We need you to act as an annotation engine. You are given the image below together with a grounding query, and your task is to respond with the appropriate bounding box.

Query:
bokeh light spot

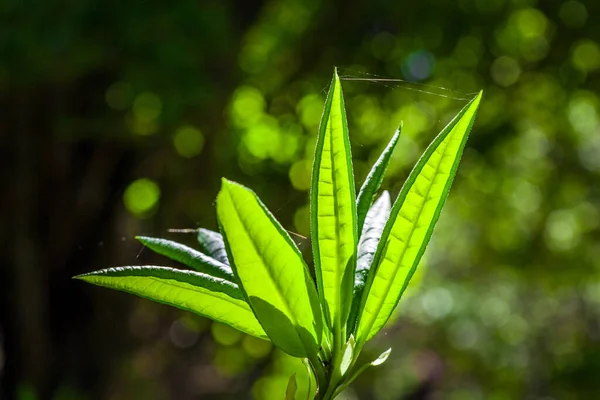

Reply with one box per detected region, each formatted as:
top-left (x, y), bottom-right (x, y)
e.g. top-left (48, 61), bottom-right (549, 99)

top-left (211, 322), bottom-right (243, 346)
top-left (133, 92), bottom-right (162, 123)
top-left (448, 319), bottom-right (480, 350)
top-left (123, 178), bottom-right (161, 217)
top-left (242, 335), bottom-right (272, 359)
top-left (173, 125), bottom-right (205, 158)
top-left (231, 86), bottom-right (265, 128)
top-left (402, 50), bottom-right (435, 81)
top-left (289, 160), bottom-right (312, 191)
top-left (243, 115), bottom-right (280, 160)
top-left (214, 346), bottom-right (248, 376)
top-left (479, 297), bottom-right (510, 328)
top-left (297, 94), bottom-right (324, 129)
top-left (559, 1), bottom-right (588, 28)
top-left (568, 96), bottom-right (598, 136)
top-left (514, 8), bottom-right (547, 39)
top-left (421, 287), bottom-right (454, 319)
top-left (105, 81), bottom-right (133, 110)
top-left (169, 318), bottom-right (199, 349)
top-left (490, 56), bottom-right (521, 87)
top-left (499, 315), bottom-right (528, 345)
top-left (572, 40), bottom-right (600, 72)
top-left (545, 209), bottom-right (581, 252)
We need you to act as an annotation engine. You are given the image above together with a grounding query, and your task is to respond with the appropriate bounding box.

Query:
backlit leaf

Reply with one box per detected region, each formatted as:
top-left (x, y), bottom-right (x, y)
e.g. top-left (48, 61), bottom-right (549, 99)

top-left (75, 266), bottom-right (267, 339)
top-left (310, 69), bottom-right (358, 332)
top-left (217, 179), bottom-right (322, 358)
top-left (355, 92), bottom-right (482, 345)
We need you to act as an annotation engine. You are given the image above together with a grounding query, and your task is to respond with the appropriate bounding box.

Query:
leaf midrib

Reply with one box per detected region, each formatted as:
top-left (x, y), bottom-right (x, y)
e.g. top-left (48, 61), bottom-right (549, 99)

top-left (328, 113), bottom-right (344, 328)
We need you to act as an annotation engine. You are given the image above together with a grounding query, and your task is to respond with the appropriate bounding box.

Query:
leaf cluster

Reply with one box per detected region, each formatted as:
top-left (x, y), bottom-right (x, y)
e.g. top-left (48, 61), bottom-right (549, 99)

top-left (75, 70), bottom-right (481, 399)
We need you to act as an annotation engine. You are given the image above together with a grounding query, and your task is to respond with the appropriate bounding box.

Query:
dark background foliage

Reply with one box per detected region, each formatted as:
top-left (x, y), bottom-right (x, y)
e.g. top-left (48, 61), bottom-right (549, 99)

top-left (2, 0), bottom-right (600, 398)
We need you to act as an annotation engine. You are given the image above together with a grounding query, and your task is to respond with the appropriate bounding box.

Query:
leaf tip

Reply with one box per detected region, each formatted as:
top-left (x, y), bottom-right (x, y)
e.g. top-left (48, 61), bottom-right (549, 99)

top-left (372, 348), bottom-right (392, 366)
top-left (72, 272), bottom-right (93, 282)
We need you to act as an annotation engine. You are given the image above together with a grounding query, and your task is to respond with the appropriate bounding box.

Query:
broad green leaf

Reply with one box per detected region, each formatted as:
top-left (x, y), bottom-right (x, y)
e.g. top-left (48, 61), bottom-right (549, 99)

top-left (355, 125), bottom-right (401, 233)
top-left (347, 191), bottom-right (391, 334)
top-left (310, 69), bottom-right (358, 331)
top-left (137, 236), bottom-right (234, 281)
top-left (74, 266), bottom-right (267, 339)
top-left (196, 228), bottom-right (230, 265)
top-left (217, 179), bottom-right (322, 358)
top-left (285, 373), bottom-right (297, 400)
top-left (355, 92), bottom-right (482, 345)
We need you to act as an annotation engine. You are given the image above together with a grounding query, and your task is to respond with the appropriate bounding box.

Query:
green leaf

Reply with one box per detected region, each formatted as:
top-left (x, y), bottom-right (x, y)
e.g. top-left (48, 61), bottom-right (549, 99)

top-left (285, 373), bottom-right (297, 400)
top-left (137, 236), bottom-right (234, 281)
top-left (355, 125), bottom-right (401, 233)
top-left (196, 228), bottom-right (230, 265)
top-left (355, 92), bottom-right (482, 345)
top-left (347, 191), bottom-right (391, 334)
top-left (74, 266), bottom-right (267, 339)
top-left (216, 179), bottom-right (322, 358)
top-left (310, 68), bottom-right (358, 332)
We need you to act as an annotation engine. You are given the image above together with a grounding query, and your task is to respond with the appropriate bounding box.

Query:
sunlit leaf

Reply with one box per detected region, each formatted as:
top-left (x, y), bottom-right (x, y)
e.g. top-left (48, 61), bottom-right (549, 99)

top-left (355, 92), bottom-right (483, 345)
top-left (356, 125), bottom-right (401, 233)
top-left (137, 236), bottom-right (234, 281)
top-left (74, 266), bottom-right (267, 339)
top-left (196, 228), bottom-right (230, 265)
top-left (310, 69), bottom-right (358, 332)
top-left (217, 179), bottom-right (322, 358)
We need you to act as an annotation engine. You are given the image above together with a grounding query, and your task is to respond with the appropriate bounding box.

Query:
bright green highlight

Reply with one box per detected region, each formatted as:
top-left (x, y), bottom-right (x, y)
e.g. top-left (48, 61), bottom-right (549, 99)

top-left (75, 266), bottom-right (267, 339)
top-left (355, 92), bottom-right (482, 346)
top-left (311, 69), bottom-right (358, 334)
top-left (217, 179), bottom-right (322, 359)
top-left (123, 178), bottom-right (161, 217)
top-left (173, 125), bottom-right (205, 158)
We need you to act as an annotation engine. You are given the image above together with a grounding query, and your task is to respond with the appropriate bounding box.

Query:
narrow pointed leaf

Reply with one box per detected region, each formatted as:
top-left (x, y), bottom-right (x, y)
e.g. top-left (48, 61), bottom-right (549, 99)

top-left (310, 69), bottom-right (358, 331)
top-left (356, 92), bottom-right (482, 345)
top-left (285, 373), bottom-right (297, 400)
top-left (74, 266), bottom-right (267, 339)
top-left (137, 236), bottom-right (234, 281)
top-left (356, 125), bottom-right (401, 233)
top-left (217, 179), bottom-right (322, 358)
top-left (196, 228), bottom-right (230, 265)
top-left (347, 191), bottom-right (391, 333)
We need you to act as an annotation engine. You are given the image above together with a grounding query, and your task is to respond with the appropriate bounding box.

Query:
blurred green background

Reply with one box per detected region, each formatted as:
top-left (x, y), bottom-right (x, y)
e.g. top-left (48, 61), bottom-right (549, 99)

top-left (2, 0), bottom-right (600, 398)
